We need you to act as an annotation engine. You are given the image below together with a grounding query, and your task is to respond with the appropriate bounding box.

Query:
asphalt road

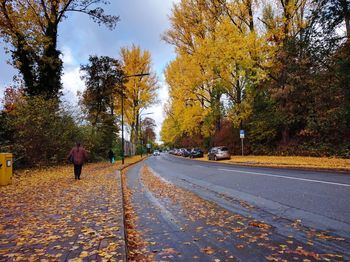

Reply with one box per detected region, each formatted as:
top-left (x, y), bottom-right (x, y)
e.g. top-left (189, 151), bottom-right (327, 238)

top-left (146, 154), bottom-right (350, 239)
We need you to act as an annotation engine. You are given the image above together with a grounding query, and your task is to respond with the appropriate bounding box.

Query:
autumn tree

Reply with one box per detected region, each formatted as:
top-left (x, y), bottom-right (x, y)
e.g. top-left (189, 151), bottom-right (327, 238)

top-left (141, 117), bottom-right (156, 144)
top-left (162, 0), bottom-right (349, 156)
top-left (247, 0), bottom-right (350, 155)
top-left (80, 55), bottom-right (124, 157)
top-left (1, 87), bottom-right (82, 166)
top-left (119, 45), bottom-right (158, 145)
top-left (162, 0), bottom-right (270, 149)
top-left (0, 0), bottom-right (119, 99)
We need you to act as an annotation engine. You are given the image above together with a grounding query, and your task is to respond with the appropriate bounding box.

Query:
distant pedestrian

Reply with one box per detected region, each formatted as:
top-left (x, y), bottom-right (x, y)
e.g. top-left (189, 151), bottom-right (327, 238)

top-left (67, 142), bottom-right (88, 180)
top-left (108, 149), bottom-right (115, 164)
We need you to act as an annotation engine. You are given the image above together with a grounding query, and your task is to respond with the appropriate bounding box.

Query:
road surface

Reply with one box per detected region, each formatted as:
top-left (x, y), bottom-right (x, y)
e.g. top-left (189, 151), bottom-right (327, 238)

top-left (126, 154), bottom-right (350, 260)
top-left (148, 154), bottom-right (350, 235)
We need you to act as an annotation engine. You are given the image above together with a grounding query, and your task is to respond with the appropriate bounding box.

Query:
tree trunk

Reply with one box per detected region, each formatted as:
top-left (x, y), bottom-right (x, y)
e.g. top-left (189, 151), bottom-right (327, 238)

top-left (281, 127), bottom-right (290, 144)
top-left (38, 21), bottom-right (62, 99)
top-left (246, 0), bottom-right (254, 32)
top-left (341, 0), bottom-right (350, 40)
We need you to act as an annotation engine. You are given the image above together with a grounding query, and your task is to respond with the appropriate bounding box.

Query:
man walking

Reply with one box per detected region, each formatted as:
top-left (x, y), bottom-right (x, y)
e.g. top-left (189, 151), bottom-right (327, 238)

top-left (68, 142), bottom-right (88, 180)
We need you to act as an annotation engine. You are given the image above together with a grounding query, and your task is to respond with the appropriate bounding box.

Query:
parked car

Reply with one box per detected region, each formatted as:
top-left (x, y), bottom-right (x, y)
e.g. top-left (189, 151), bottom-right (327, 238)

top-left (178, 148), bottom-right (190, 157)
top-left (208, 146), bottom-right (230, 160)
top-left (153, 150), bottom-right (160, 156)
top-left (189, 148), bottom-right (204, 158)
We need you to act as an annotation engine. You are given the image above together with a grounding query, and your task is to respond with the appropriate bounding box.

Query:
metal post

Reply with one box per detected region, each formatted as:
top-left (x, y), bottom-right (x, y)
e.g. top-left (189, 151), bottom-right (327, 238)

top-left (121, 92), bottom-right (125, 165)
top-left (139, 115), bottom-right (142, 158)
top-left (241, 138), bottom-right (244, 156)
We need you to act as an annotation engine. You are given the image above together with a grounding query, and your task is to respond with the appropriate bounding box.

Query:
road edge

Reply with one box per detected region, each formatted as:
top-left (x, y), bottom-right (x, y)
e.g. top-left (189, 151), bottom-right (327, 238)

top-left (117, 157), bottom-right (148, 262)
top-left (171, 154), bottom-right (350, 174)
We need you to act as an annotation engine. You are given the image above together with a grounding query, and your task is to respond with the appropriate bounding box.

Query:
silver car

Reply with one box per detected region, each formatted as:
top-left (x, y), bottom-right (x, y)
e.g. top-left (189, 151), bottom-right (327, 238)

top-left (153, 150), bottom-right (160, 156)
top-left (208, 146), bottom-right (230, 160)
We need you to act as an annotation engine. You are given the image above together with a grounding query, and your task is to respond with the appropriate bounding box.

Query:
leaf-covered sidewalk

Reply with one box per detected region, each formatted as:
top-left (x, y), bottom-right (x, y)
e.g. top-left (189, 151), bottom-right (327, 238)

top-left (0, 163), bottom-right (125, 261)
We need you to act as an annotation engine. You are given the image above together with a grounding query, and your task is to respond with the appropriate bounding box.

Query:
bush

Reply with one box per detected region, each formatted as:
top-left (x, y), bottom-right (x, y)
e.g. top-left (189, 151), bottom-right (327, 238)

top-left (3, 95), bottom-right (82, 167)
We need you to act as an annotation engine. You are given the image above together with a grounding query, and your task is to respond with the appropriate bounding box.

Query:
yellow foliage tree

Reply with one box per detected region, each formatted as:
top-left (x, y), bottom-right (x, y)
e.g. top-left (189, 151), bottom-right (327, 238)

top-left (118, 45), bottom-right (159, 144)
top-left (161, 0), bottom-right (271, 146)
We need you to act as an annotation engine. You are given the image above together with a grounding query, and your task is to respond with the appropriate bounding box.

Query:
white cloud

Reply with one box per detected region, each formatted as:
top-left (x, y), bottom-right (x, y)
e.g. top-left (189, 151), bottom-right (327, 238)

top-left (143, 78), bottom-right (169, 143)
top-left (61, 67), bottom-right (85, 105)
top-left (61, 46), bottom-right (76, 66)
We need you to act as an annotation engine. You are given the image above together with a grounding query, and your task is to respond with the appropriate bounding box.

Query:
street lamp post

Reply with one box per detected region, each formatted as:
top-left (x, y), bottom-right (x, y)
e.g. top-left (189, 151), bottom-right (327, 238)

top-left (119, 73), bottom-right (150, 165)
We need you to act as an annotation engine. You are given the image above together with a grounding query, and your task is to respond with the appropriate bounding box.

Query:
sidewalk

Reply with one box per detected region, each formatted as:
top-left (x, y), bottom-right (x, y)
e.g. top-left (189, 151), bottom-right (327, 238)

top-left (0, 163), bottom-right (126, 261)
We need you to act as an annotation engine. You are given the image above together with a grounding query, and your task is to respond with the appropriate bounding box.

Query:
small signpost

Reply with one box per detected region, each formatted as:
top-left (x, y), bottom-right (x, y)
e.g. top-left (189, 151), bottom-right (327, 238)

top-left (240, 130), bottom-right (245, 156)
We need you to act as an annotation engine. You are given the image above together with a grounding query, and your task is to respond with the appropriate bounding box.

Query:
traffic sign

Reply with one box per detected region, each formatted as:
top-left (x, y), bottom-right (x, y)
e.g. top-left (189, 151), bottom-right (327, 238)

top-left (240, 130), bottom-right (245, 139)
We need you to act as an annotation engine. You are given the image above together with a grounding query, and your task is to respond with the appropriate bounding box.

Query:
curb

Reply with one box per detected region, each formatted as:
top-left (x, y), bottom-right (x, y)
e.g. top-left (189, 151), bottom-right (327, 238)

top-left (116, 157), bottom-right (148, 262)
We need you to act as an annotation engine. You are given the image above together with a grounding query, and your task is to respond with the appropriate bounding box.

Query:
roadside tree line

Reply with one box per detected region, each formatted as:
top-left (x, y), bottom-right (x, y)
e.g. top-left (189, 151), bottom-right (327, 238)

top-left (160, 0), bottom-right (350, 157)
top-left (0, 1), bottom-right (158, 166)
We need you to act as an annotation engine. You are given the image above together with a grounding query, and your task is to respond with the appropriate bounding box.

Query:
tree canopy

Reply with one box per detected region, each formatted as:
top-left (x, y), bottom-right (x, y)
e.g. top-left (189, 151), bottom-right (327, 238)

top-left (0, 0), bottom-right (119, 99)
top-left (161, 0), bottom-right (350, 157)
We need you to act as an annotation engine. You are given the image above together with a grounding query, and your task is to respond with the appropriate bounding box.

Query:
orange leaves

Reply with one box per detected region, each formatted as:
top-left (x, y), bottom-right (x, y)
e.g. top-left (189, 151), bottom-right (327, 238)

top-left (119, 44), bottom-right (159, 142)
top-left (0, 162), bottom-right (124, 260)
top-left (248, 221), bottom-right (271, 230)
top-left (201, 246), bottom-right (215, 255)
top-left (315, 233), bottom-right (345, 241)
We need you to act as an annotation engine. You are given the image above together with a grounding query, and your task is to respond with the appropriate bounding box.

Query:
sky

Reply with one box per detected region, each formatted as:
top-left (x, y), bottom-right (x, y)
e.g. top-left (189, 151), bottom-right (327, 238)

top-left (0, 0), bottom-right (178, 142)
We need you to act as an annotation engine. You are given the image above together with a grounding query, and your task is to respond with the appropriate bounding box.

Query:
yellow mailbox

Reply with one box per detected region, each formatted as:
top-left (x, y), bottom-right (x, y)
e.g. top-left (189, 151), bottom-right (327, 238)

top-left (0, 153), bottom-right (13, 186)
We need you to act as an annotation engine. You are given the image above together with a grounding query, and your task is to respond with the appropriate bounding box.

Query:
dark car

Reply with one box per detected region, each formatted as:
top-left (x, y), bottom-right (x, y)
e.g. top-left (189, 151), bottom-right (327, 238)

top-left (179, 148), bottom-right (190, 157)
top-left (189, 148), bottom-right (204, 158)
top-left (208, 146), bottom-right (230, 161)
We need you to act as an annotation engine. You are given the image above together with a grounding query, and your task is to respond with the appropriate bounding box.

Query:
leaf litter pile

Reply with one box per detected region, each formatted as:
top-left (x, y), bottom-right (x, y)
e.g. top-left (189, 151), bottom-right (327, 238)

top-left (0, 163), bottom-right (125, 261)
top-left (131, 165), bottom-right (348, 261)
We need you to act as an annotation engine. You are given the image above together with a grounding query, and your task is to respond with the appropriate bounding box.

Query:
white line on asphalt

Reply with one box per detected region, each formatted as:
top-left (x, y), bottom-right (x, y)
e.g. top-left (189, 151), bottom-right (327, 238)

top-left (218, 168), bottom-right (350, 187)
top-left (194, 165), bottom-right (206, 168)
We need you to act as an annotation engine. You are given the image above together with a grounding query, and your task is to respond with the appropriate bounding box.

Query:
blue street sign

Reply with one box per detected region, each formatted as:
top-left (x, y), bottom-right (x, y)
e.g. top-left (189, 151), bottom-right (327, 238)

top-left (240, 130), bottom-right (245, 139)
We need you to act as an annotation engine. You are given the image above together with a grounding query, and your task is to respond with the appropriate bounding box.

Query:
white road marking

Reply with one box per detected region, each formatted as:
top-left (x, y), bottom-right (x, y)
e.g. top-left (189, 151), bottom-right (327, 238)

top-left (194, 165), bottom-right (206, 168)
top-left (218, 168), bottom-right (350, 187)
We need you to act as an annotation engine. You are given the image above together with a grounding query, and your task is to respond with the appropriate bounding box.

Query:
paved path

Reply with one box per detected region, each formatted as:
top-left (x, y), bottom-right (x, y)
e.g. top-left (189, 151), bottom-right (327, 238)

top-left (0, 163), bottom-right (125, 261)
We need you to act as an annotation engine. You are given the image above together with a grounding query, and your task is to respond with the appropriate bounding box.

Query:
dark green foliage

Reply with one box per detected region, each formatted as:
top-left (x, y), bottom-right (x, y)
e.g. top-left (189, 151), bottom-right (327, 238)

top-left (1, 94), bottom-right (82, 167)
top-left (80, 56), bottom-right (125, 160)
top-left (243, 0), bottom-right (350, 157)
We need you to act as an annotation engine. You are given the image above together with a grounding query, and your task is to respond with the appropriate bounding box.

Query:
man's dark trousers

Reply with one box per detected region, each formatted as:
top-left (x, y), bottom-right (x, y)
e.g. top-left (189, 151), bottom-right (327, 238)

top-left (74, 164), bottom-right (83, 180)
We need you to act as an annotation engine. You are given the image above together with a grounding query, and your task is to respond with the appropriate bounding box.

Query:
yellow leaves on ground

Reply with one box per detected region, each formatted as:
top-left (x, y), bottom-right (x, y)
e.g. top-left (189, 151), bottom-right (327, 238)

top-left (197, 155), bottom-right (350, 171)
top-left (0, 162), bottom-right (124, 260)
top-left (118, 155), bottom-right (146, 166)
